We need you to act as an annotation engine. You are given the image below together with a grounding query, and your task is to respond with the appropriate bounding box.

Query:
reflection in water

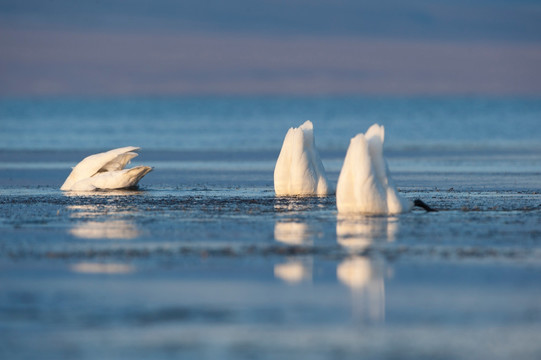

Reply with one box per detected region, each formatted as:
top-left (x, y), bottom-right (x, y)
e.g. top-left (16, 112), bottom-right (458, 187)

top-left (67, 205), bottom-right (102, 219)
top-left (337, 256), bottom-right (372, 288)
top-left (274, 261), bottom-right (312, 284)
top-left (337, 256), bottom-right (385, 324)
top-left (274, 221), bottom-right (312, 246)
top-left (336, 216), bottom-right (397, 324)
top-left (63, 190), bottom-right (144, 197)
top-left (69, 220), bottom-right (140, 239)
top-left (273, 219), bottom-right (314, 284)
top-left (336, 215), bottom-right (398, 251)
top-left (274, 198), bottom-right (315, 213)
top-left (67, 202), bottom-right (140, 240)
top-left (70, 262), bottom-right (135, 274)
top-left (67, 204), bottom-right (138, 219)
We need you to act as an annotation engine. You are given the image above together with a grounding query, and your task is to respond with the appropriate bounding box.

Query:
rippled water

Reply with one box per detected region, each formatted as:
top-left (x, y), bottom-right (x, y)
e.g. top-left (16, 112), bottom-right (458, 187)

top-left (1, 97), bottom-right (541, 359)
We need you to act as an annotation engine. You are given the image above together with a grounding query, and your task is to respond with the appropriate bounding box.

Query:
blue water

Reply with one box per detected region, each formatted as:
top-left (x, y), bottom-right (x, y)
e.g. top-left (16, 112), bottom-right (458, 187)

top-left (1, 97), bottom-right (541, 360)
top-left (1, 97), bottom-right (541, 151)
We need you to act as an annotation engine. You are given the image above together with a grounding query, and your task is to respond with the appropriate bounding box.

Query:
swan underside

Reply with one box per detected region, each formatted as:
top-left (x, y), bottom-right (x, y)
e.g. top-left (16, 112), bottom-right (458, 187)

top-left (336, 124), bottom-right (412, 215)
top-left (274, 120), bottom-right (333, 196)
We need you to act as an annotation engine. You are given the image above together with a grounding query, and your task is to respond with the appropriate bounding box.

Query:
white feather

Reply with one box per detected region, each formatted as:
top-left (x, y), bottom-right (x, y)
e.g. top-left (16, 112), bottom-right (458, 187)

top-left (336, 124), bottom-right (412, 214)
top-left (274, 120), bottom-right (332, 196)
top-left (61, 147), bottom-right (152, 191)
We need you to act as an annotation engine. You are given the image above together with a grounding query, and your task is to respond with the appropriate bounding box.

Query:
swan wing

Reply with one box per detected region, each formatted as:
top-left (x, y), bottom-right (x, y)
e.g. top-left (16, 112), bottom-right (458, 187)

top-left (61, 146), bottom-right (140, 190)
top-left (100, 152), bottom-right (139, 172)
top-left (70, 166), bottom-right (153, 191)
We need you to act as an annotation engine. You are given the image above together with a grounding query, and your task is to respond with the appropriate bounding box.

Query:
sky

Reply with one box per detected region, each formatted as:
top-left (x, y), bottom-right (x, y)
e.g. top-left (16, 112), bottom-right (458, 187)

top-left (1, 0), bottom-right (540, 96)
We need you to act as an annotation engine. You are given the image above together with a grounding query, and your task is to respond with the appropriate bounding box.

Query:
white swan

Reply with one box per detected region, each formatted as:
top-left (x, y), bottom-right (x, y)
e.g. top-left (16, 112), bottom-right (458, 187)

top-left (336, 124), bottom-right (411, 214)
top-left (274, 120), bottom-right (332, 196)
top-left (60, 147), bottom-right (152, 191)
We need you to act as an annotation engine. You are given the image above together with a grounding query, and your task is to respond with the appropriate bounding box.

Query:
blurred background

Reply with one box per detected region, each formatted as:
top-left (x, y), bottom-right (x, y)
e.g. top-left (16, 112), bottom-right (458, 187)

top-left (1, 0), bottom-right (540, 97)
top-left (1, 0), bottom-right (541, 155)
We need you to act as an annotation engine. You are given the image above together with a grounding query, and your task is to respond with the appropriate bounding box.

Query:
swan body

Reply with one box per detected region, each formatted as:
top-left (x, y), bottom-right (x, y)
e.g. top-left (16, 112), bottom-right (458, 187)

top-left (61, 147), bottom-right (152, 191)
top-left (336, 124), bottom-right (411, 214)
top-left (274, 120), bottom-right (332, 196)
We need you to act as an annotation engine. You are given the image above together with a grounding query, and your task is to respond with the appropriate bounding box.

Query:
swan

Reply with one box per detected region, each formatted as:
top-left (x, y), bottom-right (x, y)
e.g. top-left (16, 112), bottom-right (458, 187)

top-left (336, 124), bottom-right (433, 214)
top-left (60, 146), bottom-right (152, 191)
top-left (274, 120), bottom-right (332, 196)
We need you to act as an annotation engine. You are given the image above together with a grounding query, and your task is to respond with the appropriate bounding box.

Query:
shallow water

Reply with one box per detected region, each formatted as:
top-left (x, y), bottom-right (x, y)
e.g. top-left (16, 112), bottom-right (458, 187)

top-left (1, 97), bottom-right (541, 359)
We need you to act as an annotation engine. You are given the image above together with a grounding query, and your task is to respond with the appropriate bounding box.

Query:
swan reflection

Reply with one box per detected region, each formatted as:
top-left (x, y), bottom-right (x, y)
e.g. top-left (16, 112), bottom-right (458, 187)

top-left (336, 216), bottom-right (397, 324)
top-left (67, 202), bottom-right (140, 240)
top-left (71, 262), bottom-right (135, 274)
top-left (274, 260), bottom-right (312, 284)
top-left (337, 215), bottom-right (398, 251)
top-left (273, 219), bottom-right (314, 284)
top-left (273, 198), bottom-right (312, 213)
top-left (63, 189), bottom-right (144, 197)
top-left (274, 221), bottom-right (313, 246)
top-left (337, 256), bottom-right (386, 324)
top-left (69, 220), bottom-right (140, 239)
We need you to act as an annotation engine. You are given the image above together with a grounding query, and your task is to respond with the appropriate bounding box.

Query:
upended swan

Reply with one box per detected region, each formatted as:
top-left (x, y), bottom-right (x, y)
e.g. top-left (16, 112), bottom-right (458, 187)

top-left (336, 124), bottom-right (433, 214)
top-left (60, 146), bottom-right (152, 191)
top-left (274, 120), bottom-right (332, 196)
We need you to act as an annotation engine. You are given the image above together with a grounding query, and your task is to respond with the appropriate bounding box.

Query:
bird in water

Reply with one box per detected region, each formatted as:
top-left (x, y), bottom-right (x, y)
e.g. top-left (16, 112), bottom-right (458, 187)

top-left (60, 146), bottom-right (152, 191)
top-left (274, 120), bottom-right (333, 196)
top-left (336, 124), bottom-right (435, 214)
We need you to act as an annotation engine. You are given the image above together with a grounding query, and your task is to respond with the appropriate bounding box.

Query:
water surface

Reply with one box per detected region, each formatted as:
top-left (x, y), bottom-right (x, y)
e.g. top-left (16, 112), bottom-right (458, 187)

top-left (1, 97), bottom-right (541, 359)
